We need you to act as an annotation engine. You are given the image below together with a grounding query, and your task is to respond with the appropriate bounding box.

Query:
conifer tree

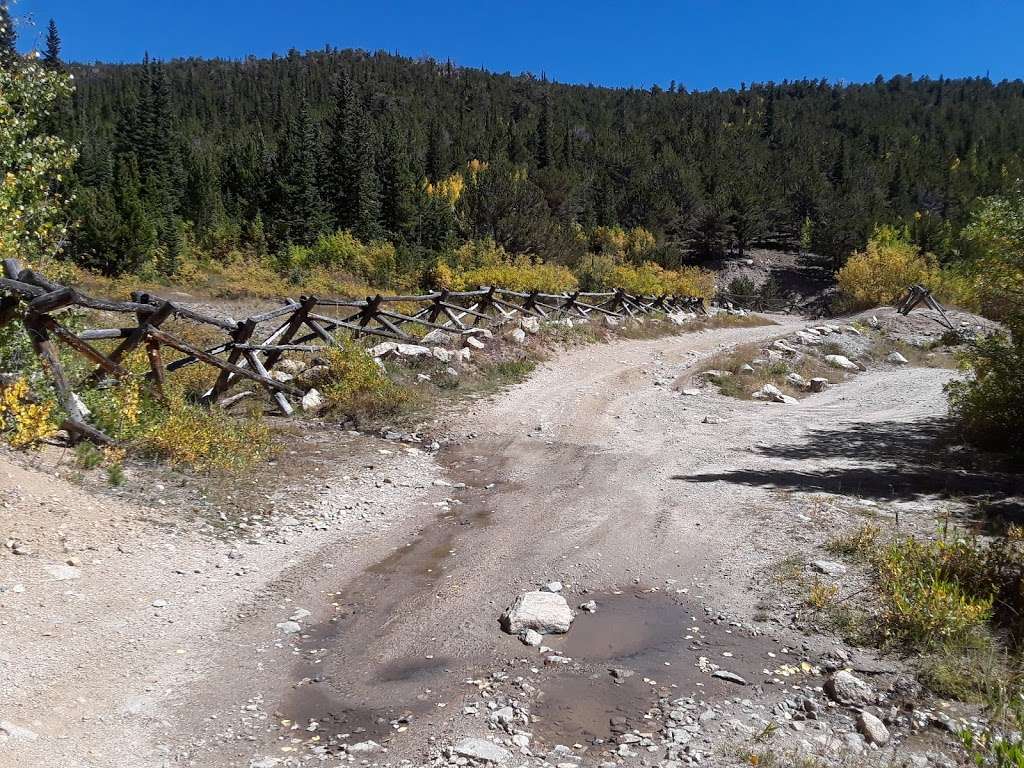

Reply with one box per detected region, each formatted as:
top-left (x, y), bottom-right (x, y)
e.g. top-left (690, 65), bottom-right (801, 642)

top-left (43, 19), bottom-right (60, 68)
top-left (536, 93), bottom-right (554, 169)
top-left (0, 2), bottom-right (16, 63)
top-left (278, 103), bottom-right (329, 244)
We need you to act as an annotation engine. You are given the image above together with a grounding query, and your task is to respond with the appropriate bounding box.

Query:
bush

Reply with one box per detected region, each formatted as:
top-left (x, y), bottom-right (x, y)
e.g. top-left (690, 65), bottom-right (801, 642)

top-left (609, 261), bottom-right (716, 298)
top-left (0, 377), bottom-right (57, 448)
top-left (305, 338), bottom-right (409, 421)
top-left (837, 225), bottom-right (943, 308)
top-left (947, 335), bottom-right (1024, 455)
top-left (143, 400), bottom-right (271, 472)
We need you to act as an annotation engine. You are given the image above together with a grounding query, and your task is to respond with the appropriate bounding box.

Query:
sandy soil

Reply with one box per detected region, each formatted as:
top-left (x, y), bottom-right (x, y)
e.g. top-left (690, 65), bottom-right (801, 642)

top-left (0, 316), bottom-right (994, 768)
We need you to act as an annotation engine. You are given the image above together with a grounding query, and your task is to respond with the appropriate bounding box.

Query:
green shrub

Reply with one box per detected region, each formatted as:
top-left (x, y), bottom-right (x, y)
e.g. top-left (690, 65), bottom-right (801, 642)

top-left (947, 334), bottom-right (1024, 456)
top-left (306, 338), bottom-right (409, 421)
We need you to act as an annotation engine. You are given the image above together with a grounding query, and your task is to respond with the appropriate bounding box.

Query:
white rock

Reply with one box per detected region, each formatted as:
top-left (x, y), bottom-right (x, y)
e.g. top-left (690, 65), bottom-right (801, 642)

top-left (812, 560), bottom-right (847, 576)
top-left (579, 600), bottom-right (598, 613)
top-left (541, 581), bottom-right (563, 593)
top-left (857, 710), bottom-right (891, 746)
top-left (301, 388), bottom-right (325, 414)
top-left (738, 363), bottom-right (755, 374)
top-left (347, 740), bottom-right (382, 754)
top-left (753, 383), bottom-right (797, 404)
top-left (681, 388), bottom-right (701, 396)
top-left (465, 336), bottom-right (486, 350)
top-left (276, 620), bottom-right (302, 635)
top-left (520, 629), bottom-right (543, 646)
top-left (520, 317), bottom-right (540, 334)
top-left (455, 348), bottom-right (472, 363)
top-left (886, 351), bottom-right (909, 365)
top-left (824, 354), bottom-right (859, 371)
top-left (507, 328), bottom-right (527, 345)
top-left (0, 720), bottom-right (38, 742)
top-left (604, 315), bottom-right (621, 328)
top-left (825, 670), bottom-right (875, 705)
top-left (44, 562), bottom-right (81, 581)
top-left (277, 358), bottom-right (307, 374)
top-left (501, 591), bottom-right (574, 635)
top-left (451, 737), bottom-right (512, 764)
top-left (432, 347), bottom-right (452, 363)
top-left (395, 343), bottom-right (432, 358)
top-left (369, 341), bottom-right (399, 358)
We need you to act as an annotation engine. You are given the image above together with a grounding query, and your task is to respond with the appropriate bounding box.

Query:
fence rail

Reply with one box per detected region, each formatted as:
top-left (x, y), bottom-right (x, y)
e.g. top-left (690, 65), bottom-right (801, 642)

top-left (0, 258), bottom-right (706, 445)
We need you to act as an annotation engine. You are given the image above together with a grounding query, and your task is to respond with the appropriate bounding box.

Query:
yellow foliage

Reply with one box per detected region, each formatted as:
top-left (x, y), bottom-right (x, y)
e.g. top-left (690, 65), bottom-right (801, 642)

top-left (424, 172), bottom-right (465, 206)
top-left (454, 256), bottom-right (578, 293)
top-left (590, 225), bottom-right (657, 263)
top-left (145, 399), bottom-right (271, 472)
top-left (837, 225), bottom-right (943, 308)
top-left (608, 262), bottom-right (716, 298)
top-left (0, 377), bottom-right (56, 448)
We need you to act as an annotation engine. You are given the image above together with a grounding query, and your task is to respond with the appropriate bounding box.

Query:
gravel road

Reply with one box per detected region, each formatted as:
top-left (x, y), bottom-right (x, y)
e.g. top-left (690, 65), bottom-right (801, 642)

top-left (0, 317), bottom-right (972, 767)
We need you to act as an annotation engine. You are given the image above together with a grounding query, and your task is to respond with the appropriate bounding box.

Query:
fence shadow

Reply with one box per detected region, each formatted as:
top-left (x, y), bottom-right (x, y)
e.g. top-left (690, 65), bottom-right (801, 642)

top-left (674, 417), bottom-right (1021, 503)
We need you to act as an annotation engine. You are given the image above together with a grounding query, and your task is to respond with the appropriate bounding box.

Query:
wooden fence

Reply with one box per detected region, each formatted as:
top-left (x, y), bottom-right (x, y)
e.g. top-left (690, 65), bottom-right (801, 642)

top-left (0, 258), bottom-right (706, 445)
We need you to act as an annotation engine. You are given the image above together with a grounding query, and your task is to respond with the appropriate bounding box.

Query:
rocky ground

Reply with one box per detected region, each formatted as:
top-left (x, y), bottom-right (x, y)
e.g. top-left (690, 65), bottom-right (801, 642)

top-left (1, 307), bottom-right (1017, 768)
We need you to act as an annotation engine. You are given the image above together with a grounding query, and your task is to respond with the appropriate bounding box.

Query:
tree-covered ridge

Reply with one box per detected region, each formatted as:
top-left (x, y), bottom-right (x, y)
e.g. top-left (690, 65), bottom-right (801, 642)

top-left (61, 47), bottom-right (1024, 277)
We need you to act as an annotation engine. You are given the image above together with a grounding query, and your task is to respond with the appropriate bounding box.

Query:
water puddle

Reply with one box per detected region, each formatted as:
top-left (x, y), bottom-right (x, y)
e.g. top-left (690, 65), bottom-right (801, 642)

top-left (531, 589), bottom-right (778, 748)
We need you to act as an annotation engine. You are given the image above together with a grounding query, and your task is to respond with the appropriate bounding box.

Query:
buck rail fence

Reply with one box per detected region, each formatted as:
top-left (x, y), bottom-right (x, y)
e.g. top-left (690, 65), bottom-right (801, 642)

top-left (0, 258), bottom-right (708, 445)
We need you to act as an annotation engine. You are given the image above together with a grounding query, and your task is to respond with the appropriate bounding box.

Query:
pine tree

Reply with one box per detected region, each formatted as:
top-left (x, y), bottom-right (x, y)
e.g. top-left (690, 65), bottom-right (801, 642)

top-left (42, 19), bottom-right (60, 68)
top-left (536, 93), bottom-right (554, 169)
top-left (278, 103), bottom-right (329, 245)
top-left (378, 119), bottom-right (416, 239)
top-left (0, 2), bottom-right (16, 63)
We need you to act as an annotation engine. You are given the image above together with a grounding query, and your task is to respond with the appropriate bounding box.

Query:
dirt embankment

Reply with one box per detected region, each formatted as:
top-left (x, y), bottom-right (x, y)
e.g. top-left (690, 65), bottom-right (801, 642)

top-left (1, 312), bottom-right (1013, 768)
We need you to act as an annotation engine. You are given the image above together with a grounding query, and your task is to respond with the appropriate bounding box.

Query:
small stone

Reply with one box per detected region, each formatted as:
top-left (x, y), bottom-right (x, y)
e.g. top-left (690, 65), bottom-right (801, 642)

top-left (711, 670), bottom-right (747, 685)
top-left (520, 629), bottom-right (543, 647)
top-left (451, 737), bottom-right (512, 764)
top-left (151, 599), bottom-right (168, 608)
top-left (886, 351), bottom-right (909, 365)
top-left (347, 740), bottom-right (382, 754)
top-left (809, 377), bottom-right (829, 393)
top-left (301, 388), bottom-right (325, 414)
top-left (825, 670), bottom-right (875, 705)
top-left (507, 328), bottom-right (528, 345)
top-left (824, 354), bottom-right (859, 371)
top-left (276, 620), bottom-right (302, 634)
top-left (610, 668), bottom-right (634, 680)
top-left (811, 560), bottom-right (847, 577)
top-left (857, 710), bottom-right (891, 746)
top-left (579, 600), bottom-right (598, 613)
top-left (541, 581), bottom-right (563, 593)
top-left (465, 336), bottom-right (486, 350)
top-left (520, 317), bottom-right (540, 334)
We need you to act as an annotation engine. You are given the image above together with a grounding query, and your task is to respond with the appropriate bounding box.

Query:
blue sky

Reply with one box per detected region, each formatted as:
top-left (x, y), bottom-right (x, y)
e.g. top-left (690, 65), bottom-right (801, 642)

top-left (10, 0), bottom-right (1022, 90)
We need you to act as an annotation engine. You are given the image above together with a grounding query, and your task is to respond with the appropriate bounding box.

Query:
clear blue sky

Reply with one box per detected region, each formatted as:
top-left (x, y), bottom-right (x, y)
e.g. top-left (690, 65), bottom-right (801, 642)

top-left (10, 0), bottom-right (1022, 90)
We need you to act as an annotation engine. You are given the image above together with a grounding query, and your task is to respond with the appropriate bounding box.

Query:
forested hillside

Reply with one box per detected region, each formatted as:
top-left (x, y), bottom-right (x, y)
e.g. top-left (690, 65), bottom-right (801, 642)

top-left (56, 47), bottom-right (1024, 283)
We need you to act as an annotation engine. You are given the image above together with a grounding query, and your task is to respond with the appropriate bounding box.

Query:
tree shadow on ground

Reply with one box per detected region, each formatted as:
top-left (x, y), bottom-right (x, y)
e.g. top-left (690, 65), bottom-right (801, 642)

top-left (675, 417), bottom-right (1022, 503)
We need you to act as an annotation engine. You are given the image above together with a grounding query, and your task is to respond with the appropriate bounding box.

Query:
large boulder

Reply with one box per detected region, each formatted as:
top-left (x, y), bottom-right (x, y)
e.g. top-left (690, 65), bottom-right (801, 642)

top-left (395, 343), bottom-right (432, 358)
top-left (500, 591), bottom-right (574, 635)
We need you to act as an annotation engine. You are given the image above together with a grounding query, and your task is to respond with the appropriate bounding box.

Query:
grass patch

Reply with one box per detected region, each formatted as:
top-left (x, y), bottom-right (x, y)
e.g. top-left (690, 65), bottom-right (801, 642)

top-left (823, 521), bottom-right (1024, 706)
top-left (824, 523), bottom-right (881, 561)
top-left (478, 358), bottom-right (538, 386)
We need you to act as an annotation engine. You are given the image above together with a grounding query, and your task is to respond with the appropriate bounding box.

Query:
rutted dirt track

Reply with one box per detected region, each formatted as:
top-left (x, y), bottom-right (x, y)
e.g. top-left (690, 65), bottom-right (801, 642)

top-left (0, 318), bottom-right (971, 767)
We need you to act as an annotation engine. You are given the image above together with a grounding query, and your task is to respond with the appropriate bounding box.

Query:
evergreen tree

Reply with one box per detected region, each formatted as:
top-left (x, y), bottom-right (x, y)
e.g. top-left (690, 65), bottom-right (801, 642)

top-left (42, 19), bottom-right (60, 68)
top-left (0, 2), bottom-right (16, 63)
top-left (277, 103), bottom-right (329, 245)
top-left (536, 93), bottom-right (554, 169)
top-left (378, 119), bottom-right (417, 239)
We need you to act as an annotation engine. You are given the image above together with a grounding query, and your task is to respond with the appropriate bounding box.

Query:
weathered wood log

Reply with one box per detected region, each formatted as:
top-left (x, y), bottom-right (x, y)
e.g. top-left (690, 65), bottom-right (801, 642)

top-left (23, 315), bottom-right (88, 423)
top-left (205, 319), bottom-right (257, 403)
top-left (62, 418), bottom-right (114, 445)
top-left (146, 338), bottom-right (167, 400)
top-left (146, 327), bottom-right (302, 396)
top-left (241, 349), bottom-right (293, 415)
top-left (37, 315), bottom-right (131, 379)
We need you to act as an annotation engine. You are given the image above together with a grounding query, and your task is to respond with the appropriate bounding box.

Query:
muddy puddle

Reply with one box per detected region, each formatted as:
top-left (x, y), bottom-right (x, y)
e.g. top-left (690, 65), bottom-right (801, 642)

top-left (530, 589), bottom-right (783, 748)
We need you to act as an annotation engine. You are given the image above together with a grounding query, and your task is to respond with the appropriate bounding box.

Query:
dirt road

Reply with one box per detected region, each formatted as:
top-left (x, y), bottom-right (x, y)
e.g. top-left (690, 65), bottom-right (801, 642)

top-left (0, 317), bottom-right (971, 767)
